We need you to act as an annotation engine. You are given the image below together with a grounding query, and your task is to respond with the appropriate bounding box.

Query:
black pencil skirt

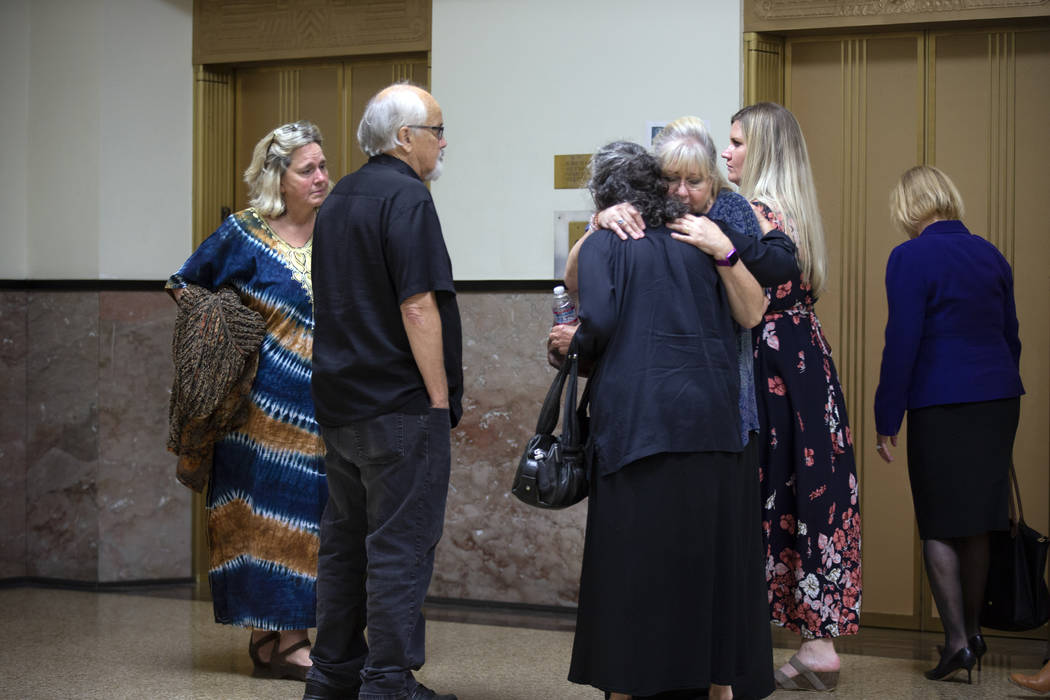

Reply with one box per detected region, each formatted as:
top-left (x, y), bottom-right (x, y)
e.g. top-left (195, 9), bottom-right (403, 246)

top-left (906, 397), bottom-right (1020, 540)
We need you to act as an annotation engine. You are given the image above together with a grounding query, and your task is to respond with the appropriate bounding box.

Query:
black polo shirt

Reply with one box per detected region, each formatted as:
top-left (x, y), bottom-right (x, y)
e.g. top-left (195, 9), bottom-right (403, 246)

top-left (311, 154), bottom-right (463, 428)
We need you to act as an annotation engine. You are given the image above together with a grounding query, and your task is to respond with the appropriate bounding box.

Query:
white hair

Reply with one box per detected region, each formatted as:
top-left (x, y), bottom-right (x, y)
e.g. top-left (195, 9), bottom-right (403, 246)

top-left (357, 84), bottom-right (428, 156)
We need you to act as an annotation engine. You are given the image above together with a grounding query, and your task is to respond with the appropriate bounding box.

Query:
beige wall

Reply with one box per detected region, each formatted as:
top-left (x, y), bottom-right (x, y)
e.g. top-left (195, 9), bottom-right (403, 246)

top-left (432, 0), bottom-right (745, 280)
top-left (0, 0), bottom-right (30, 278)
top-left (0, 0), bottom-right (193, 280)
top-left (2, 0), bottom-right (744, 282)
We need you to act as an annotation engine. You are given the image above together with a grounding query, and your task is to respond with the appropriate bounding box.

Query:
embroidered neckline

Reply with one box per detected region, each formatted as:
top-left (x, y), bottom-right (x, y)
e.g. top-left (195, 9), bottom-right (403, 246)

top-left (251, 208), bottom-right (314, 301)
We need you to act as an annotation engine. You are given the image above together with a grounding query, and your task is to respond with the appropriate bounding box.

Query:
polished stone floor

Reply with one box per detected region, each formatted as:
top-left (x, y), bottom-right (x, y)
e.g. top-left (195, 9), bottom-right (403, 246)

top-left (2, 585), bottom-right (1048, 699)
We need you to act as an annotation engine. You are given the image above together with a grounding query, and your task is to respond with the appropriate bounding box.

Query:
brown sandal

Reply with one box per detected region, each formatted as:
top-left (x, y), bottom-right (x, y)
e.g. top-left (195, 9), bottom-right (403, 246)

top-left (268, 638), bottom-right (313, 681)
top-left (248, 631), bottom-right (280, 671)
top-left (774, 654), bottom-right (839, 692)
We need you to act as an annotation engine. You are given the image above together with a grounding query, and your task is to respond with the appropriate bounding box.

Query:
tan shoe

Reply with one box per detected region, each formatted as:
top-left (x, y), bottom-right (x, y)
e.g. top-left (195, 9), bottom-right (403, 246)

top-left (1010, 660), bottom-right (1050, 695)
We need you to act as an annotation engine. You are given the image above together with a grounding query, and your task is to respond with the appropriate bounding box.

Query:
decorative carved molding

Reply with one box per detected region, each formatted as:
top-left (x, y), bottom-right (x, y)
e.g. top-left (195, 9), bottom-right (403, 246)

top-left (194, 0), bottom-right (430, 65)
top-left (746, 0), bottom-right (1049, 31)
top-left (755, 0), bottom-right (1047, 19)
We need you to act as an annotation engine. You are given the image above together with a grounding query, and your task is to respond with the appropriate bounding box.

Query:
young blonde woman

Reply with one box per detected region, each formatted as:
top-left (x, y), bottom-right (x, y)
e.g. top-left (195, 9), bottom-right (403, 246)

top-left (724, 103), bottom-right (861, 692)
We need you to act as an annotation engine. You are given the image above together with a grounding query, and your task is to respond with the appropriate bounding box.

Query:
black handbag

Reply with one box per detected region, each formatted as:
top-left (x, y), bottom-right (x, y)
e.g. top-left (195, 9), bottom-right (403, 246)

top-left (511, 341), bottom-right (590, 509)
top-left (981, 463), bottom-right (1050, 631)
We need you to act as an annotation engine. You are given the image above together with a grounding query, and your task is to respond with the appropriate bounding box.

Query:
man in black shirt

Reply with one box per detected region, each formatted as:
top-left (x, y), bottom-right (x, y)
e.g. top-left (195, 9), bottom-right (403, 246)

top-left (306, 83), bottom-right (462, 700)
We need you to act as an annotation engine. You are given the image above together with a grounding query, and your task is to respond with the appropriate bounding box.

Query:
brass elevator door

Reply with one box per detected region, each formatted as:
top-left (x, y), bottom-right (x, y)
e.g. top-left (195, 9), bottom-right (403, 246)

top-left (232, 57), bottom-right (429, 211)
top-left (779, 24), bottom-right (1050, 632)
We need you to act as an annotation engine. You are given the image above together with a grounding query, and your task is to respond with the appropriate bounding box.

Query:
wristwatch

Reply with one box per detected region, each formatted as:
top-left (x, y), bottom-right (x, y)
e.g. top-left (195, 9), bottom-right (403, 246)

top-left (715, 247), bottom-right (740, 267)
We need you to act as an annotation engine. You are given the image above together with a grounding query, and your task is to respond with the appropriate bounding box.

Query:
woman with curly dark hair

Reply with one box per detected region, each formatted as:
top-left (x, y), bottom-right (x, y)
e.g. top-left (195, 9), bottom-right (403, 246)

top-left (550, 141), bottom-right (774, 700)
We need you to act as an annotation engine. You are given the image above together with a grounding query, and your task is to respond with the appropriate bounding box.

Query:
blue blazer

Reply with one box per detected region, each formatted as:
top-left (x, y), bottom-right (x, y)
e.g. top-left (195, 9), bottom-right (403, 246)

top-left (874, 220), bottom-right (1023, 436)
top-left (575, 226), bottom-right (742, 476)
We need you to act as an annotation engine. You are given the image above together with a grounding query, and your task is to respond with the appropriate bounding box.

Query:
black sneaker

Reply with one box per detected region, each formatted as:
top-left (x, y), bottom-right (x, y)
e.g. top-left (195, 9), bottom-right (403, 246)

top-left (302, 678), bottom-right (359, 700)
top-left (410, 683), bottom-right (457, 700)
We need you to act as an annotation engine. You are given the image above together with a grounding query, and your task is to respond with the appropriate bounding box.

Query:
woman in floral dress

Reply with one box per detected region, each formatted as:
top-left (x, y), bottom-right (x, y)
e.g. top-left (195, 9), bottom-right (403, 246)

top-left (723, 102), bottom-right (861, 691)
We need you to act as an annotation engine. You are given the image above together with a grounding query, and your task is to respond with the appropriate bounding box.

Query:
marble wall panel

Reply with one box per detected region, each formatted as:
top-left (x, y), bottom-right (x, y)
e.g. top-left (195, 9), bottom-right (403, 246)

top-left (97, 291), bottom-right (190, 581)
top-left (25, 292), bottom-right (101, 580)
top-left (0, 291), bottom-right (28, 577)
top-left (9, 287), bottom-right (593, 601)
top-left (432, 291), bottom-right (587, 608)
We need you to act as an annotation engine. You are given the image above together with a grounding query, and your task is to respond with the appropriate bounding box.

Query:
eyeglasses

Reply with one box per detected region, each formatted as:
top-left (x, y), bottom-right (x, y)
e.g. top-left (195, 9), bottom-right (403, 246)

top-left (662, 175), bottom-right (708, 191)
top-left (408, 124), bottom-right (445, 140)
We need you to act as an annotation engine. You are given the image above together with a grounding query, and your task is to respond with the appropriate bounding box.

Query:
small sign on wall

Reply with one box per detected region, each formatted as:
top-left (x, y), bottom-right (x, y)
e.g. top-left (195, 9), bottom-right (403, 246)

top-left (554, 154), bottom-right (592, 190)
top-left (553, 210), bottom-right (592, 279)
top-left (647, 121), bottom-right (669, 145)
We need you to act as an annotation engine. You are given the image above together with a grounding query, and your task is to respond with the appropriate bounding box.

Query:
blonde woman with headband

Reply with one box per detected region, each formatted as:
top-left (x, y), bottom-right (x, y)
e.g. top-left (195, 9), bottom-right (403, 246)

top-left (724, 102), bottom-right (861, 692)
top-left (167, 121), bottom-right (331, 681)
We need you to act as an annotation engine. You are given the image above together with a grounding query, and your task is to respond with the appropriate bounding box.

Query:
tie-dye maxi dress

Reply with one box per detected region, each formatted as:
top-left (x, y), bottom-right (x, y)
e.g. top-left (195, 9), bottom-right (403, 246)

top-left (168, 208), bottom-right (327, 630)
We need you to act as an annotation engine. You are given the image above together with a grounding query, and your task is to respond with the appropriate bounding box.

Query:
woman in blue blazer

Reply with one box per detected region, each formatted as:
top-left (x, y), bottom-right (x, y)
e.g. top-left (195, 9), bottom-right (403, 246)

top-left (874, 165), bottom-right (1024, 684)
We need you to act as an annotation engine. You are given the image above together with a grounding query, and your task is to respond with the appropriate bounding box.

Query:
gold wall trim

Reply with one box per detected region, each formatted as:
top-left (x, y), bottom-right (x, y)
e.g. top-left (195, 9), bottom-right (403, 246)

top-left (194, 0), bottom-right (431, 65)
top-left (192, 66), bottom-right (234, 249)
top-left (744, 0), bottom-right (1050, 32)
top-left (278, 70), bottom-right (302, 125)
top-left (393, 62), bottom-right (414, 83)
top-left (987, 31), bottom-right (1016, 263)
top-left (836, 38), bottom-right (868, 472)
top-left (860, 611), bottom-right (921, 631)
top-left (744, 33), bottom-right (785, 105)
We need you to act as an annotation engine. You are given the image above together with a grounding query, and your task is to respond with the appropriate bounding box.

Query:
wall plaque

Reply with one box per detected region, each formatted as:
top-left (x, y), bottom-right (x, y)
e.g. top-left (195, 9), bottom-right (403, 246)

top-left (554, 154), bottom-right (592, 190)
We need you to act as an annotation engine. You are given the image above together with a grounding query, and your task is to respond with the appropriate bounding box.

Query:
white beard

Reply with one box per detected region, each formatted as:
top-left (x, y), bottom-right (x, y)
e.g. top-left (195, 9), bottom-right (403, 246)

top-left (425, 151), bottom-right (445, 182)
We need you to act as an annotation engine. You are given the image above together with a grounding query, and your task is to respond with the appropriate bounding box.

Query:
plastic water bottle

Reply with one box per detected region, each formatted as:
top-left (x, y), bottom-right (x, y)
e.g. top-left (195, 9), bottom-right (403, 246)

top-left (552, 285), bottom-right (578, 325)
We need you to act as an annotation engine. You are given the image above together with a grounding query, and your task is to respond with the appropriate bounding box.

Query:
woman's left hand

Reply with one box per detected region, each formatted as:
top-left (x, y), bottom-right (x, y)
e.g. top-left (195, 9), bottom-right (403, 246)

top-left (668, 215), bottom-right (733, 259)
top-left (547, 322), bottom-right (579, 368)
top-left (875, 433), bottom-right (897, 463)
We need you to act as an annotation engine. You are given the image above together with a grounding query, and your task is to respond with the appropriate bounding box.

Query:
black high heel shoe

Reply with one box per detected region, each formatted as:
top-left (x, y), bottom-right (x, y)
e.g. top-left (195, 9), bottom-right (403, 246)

top-left (937, 634), bottom-right (987, 672)
top-left (969, 634), bottom-right (987, 671)
top-left (926, 646), bottom-right (976, 683)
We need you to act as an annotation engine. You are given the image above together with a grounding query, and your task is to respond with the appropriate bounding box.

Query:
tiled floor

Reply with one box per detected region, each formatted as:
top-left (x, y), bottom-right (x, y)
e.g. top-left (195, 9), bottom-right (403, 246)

top-left (2, 585), bottom-right (1048, 699)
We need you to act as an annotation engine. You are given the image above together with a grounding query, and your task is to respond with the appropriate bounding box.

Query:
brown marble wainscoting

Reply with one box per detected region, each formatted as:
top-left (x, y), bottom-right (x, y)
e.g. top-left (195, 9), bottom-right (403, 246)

top-left (435, 290), bottom-right (586, 608)
top-left (0, 288), bottom-right (190, 583)
top-left (0, 291), bottom-right (28, 577)
top-left (0, 285), bottom-right (581, 608)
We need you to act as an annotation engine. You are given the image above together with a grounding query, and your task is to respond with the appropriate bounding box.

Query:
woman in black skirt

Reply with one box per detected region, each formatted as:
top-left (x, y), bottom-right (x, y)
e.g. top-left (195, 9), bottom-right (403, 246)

top-left (549, 141), bottom-right (774, 700)
top-left (874, 165), bottom-right (1024, 684)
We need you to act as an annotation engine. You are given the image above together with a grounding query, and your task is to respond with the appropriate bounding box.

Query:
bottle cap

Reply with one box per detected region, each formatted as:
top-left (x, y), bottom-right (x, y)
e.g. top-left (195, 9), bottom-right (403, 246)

top-left (553, 285), bottom-right (566, 295)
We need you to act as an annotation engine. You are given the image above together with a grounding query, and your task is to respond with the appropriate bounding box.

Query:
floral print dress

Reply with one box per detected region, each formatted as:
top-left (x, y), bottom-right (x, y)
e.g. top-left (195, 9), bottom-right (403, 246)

top-left (751, 201), bottom-right (862, 639)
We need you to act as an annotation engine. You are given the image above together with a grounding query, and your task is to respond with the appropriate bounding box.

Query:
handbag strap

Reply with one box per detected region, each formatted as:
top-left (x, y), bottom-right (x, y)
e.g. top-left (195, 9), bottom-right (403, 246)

top-left (561, 343), bottom-right (581, 448)
top-left (1008, 461), bottom-right (1022, 535)
top-left (535, 344), bottom-right (572, 435)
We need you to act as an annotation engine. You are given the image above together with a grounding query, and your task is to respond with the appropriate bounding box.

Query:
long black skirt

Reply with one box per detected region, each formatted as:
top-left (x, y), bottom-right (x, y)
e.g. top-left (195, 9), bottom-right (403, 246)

top-left (568, 450), bottom-right (774, 700)
top-left (906, 397), bottom-right (1019, 540)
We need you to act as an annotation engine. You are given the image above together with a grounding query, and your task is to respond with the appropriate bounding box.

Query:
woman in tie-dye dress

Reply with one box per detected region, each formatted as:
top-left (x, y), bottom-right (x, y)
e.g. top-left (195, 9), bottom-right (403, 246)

top-left (723, 102), bottom-right (861, 692)
top-left (168, 121), bottom-right (330, 681)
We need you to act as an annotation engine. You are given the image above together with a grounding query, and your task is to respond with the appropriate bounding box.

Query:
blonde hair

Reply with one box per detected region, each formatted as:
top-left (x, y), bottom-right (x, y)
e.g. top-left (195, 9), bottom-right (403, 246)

top-left (244, 120), bottom-right (325, 217)
top-left (652, 116), bottom-right (730, 197)
top-left (889, 165), bottom-right (964, 237)
top-left (731, 102), bottom-right (827, 295)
